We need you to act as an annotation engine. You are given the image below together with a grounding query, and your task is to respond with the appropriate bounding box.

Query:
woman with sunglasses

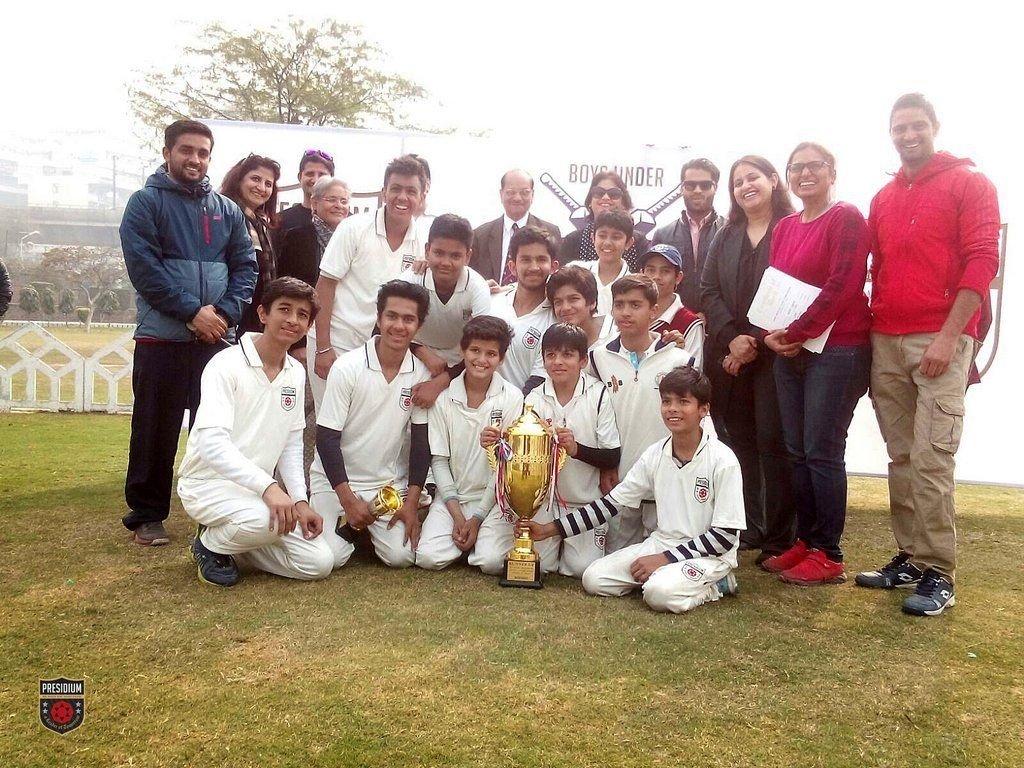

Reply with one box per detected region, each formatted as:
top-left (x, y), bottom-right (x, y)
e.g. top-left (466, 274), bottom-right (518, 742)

top-left (757, 142), bottom-right (872, 586)
top-left (220, 154), bottom-right (282, 334)
top-left (559, 171), bottom-right (648, 270)
top-left (700, 155), bottom-right (797, 566)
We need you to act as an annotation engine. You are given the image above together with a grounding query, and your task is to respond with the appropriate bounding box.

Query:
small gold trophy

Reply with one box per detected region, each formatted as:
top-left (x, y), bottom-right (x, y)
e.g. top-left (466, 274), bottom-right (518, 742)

top-left (336, 484), bottom-right (403, 541)
top-left (491, 405), bottom-right (565, 589)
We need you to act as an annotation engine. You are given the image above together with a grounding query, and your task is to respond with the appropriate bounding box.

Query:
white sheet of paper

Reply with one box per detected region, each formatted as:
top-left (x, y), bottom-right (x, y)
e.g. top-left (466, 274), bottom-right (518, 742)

top-left (748, 267), bottom-right (834, 354)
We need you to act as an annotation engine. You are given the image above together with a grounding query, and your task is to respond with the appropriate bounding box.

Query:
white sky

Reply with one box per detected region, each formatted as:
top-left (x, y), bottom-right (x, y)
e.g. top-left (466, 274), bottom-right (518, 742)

top-left (3, 1), bottom-right (1022, 483)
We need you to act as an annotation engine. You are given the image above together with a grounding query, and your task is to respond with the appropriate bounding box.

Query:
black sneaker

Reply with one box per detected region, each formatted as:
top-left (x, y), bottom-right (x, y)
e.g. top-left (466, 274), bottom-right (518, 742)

top-left (133, 521), bottom-right (170, 546)
top-left (854, 552), bottom-right (923, 590)
top-left (192, 532), bottom-right (239, 587)
top-left (902, 569), bottom-right (955, 616)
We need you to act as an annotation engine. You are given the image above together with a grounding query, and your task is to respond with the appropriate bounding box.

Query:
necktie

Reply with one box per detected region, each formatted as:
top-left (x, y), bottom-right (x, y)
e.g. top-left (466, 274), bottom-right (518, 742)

top-left (501, 222), bottom-right (520, 285)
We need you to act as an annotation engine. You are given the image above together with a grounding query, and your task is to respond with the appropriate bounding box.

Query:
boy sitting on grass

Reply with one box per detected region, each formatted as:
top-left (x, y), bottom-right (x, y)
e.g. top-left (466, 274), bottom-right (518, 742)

top-left (415, 316), bottom-right (524, 570)
top-left (473, 323), bottom-right (620, 577)
top-left (178, 277), bottom-right (333, 587)
top-left (522, 366), bottom-right (743, 613)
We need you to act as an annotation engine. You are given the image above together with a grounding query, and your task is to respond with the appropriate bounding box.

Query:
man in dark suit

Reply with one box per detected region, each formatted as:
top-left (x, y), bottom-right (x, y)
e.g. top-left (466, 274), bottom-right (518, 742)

top-left (650, 158), bottom-right (724, 313)
top-left (471, 169), bottom-right (561, 289)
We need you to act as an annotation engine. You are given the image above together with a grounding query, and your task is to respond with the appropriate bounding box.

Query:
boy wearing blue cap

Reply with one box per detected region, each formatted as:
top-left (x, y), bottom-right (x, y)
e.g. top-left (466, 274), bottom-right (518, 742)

top-left (639, 244), bottom-right (705, 370)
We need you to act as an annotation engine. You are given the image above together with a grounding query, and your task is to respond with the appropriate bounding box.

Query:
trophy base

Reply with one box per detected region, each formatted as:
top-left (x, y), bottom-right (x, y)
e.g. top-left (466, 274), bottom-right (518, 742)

top-left (499, 553), bottom-right (544, 589)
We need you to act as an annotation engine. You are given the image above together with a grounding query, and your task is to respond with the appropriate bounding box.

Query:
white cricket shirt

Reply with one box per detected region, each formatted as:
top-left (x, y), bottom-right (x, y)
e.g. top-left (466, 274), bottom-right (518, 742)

top-left (487, 284), bottom-right (555, 389)
top-left (526, 372), bottom-right (620, 508)
top-left (428, 372), bottom-right (524, 504)
top-left (609, 430), bottom-right (746, 567)
top-left (397, 266), bottom-right (492, 365)
top-left (178, 333), bottom-right (305, 491)
top-left (310, 337), bottom-right (430, 495)
top-left (588, 334), bottom-right (696, 476)
top-left (567, 259), bottom-right (630, 315)
top-left (310, 207), bottom-right (423, 354)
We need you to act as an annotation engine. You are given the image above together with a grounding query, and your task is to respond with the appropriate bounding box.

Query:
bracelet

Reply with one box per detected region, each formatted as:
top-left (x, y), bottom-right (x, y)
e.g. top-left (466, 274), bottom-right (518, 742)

top-left (315, 347), bottom-right (333, 355)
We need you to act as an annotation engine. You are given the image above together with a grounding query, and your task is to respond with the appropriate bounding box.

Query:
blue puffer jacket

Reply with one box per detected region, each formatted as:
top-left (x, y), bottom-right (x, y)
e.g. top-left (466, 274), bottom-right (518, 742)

top-left (120, 165), bottom-right (257, 341)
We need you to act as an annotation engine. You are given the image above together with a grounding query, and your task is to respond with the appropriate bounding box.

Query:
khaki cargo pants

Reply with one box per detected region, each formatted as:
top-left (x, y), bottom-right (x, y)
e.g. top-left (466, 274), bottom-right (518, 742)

top-left (870, 332), bottom-right (974, 580)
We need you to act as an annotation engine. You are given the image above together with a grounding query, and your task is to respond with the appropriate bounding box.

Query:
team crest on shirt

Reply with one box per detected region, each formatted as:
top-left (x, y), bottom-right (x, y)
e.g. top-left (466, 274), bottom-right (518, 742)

top-left (281, 386), bottom-right (297, 411)
top-left (694, 477), bottom-right (710, 503)
top-left (400, 387), bottom-right (413, 411)
top-left (523, 326), bottom-right (541, 349)
top-left (683, 562), bottom-right (705, 581)
top-left (605, 375), bottom-right (622, 393)
top-left (490, 409), bottom-right (503, 425)
top-left (402, 253), bottom-right (415, 270)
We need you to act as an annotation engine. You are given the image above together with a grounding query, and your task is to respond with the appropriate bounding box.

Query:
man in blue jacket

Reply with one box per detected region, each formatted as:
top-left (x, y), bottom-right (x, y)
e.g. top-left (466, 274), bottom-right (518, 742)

top-left (120, 119), bottom-right (257, 546)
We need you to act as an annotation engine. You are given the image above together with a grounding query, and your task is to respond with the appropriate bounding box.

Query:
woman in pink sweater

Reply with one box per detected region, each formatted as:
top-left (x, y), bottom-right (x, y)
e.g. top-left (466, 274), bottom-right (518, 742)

top-left (759, 142), bottom-right (872, 586)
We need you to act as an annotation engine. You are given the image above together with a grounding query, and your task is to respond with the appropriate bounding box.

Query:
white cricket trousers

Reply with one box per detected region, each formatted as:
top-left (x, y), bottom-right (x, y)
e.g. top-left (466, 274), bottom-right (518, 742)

top-left (310, 489), bottom-right (414, 569)
top-left (415, 497), bottom-right (470, 570)
top-left (468, 504), bottom-right (560, 576)
top-left (178, 479), bottom-right (334, 581)
top-left (582, 533), bottom-right (733, 614)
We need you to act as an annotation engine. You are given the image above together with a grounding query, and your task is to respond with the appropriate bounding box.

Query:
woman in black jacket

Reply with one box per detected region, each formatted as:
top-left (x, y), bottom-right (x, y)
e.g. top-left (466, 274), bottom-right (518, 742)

top-left (559, 171), bottom-right (648, 271)
top-left (220, 154), bottom-right (282, 334)
top-left (700, 154), bottom-right (796, 564)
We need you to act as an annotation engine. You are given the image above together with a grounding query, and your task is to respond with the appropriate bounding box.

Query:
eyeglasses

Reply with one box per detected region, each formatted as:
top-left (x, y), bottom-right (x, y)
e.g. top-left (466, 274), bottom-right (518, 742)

top-left (319, 196), bottom-right (348, 205)
top-left (682, 180), bottom-right (715, 192)
top-left (591, 187), bottom-right (624, 200)
top-left (303, 148), bottom-right (334, 163)
top-left (787, 160), bottom-right (831, 174)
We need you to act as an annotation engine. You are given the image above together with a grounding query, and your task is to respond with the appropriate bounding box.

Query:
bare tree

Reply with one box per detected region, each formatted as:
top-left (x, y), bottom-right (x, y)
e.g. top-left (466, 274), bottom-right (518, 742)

top-left (40, 247), bottom-right (128, 332)
top-left (129, 18), bottom-right (426, 147)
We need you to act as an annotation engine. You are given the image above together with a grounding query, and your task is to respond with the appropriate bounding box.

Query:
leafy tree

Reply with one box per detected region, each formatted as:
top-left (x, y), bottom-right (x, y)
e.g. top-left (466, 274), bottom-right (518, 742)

top-left (95, 290), bottom-right (121, 319)
top-left (39, 285), bottom-right (57, 316)
top-left (130, 18), bottom-right (426, 146)
top-left (18, 286), bottom-right (40, 316)
top-left (39, 247), bottom-right (127, 332)
top-left (58, 289), bottom-right (75, 318)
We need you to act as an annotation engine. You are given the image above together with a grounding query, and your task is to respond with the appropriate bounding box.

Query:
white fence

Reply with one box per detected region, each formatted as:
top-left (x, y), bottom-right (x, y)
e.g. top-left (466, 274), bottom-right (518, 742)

top-left (0, 322), bottom-right (135, 413)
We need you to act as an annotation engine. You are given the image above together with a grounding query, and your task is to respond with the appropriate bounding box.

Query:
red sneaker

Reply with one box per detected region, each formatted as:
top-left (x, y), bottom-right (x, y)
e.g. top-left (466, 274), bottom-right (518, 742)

top-left (780, 549), bottom-right (847, 586)
top-left (760, 540), bottom-right (809, 573)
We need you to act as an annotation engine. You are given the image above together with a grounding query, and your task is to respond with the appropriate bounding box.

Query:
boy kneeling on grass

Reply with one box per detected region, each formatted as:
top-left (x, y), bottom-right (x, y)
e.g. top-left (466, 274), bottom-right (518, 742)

top-left (522, 366), bottom-right (744, 613)
top-left (178, 277), bottom-right (333, 587)
top-left (415, 316), bottom-right (524, 570)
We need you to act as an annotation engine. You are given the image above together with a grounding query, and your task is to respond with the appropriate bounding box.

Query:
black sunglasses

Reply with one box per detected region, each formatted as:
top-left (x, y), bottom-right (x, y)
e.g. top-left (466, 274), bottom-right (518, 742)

top-left (590, 187), bottom-right (624, 200)
top-left (682, 180), bottom-right (715, 192)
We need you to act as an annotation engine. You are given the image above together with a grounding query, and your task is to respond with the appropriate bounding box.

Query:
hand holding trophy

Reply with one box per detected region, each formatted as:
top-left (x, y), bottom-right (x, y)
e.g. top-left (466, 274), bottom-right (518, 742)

top-left (336, 485), bottom-right (403, 542)
top-left (490, 405), bottom-right (566, 588)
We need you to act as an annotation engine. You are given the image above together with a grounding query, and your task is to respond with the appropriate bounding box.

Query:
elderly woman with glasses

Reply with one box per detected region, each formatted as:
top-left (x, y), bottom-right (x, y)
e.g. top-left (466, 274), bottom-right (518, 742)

top-left (219, 153), bottom-right (282, 334)
top-left (276, 175), bottom-right (351, 347)
top-left (756, 142), bottom-right (872, 586)
top-left (558, 171), bottom-right (648, 271)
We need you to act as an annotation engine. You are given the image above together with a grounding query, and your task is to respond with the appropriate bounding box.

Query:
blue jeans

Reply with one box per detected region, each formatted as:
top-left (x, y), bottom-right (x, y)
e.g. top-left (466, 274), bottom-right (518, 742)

top-left (773, 345), bottom-right (870, 560)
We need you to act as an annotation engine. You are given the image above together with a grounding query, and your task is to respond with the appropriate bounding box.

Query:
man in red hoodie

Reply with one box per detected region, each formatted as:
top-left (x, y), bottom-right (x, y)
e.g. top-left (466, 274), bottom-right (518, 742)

top-left (856, 93), bottom-right (1000, 616)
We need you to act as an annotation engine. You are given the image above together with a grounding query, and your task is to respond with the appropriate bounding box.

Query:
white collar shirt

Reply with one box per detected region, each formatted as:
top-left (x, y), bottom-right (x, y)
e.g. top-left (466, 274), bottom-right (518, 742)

top-left (487, 285), bottom-right (555, 389)
top-left (499, 213), bottom-right (531, 280)
top-left (312, 206), bottom-right (423, 353)
top-left (398, 266), bottom-right (493, 365)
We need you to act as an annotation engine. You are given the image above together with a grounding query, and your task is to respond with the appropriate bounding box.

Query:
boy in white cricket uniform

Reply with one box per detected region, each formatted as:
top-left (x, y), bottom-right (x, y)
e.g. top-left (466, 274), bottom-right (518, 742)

top-left (308, 155), bottom-right (426, 410)
top-left (310, 280), bottom-right (433, 568)
top-left (525, 324), bottom-right (620, 577)
top-left (399, 214), bottom-right (492, 367)
top-left (547, 265), bottom-right (616, 351)
top-left (566, 209), bottom-right (634, 315)
top-left (524, 366), bottom-right (744, 614)
top-left (588, 274), bottom-right (699, 551)
top-left (178, 278), bottom-right (333, 586)
top-left (472, 324), bottom-right (621, 577)
top-left (640, 244), bottom-right (705, 368)
top-left (416, 317), bottom-right (524, 570)
top-left (486, 224), bottom-right (559, 391)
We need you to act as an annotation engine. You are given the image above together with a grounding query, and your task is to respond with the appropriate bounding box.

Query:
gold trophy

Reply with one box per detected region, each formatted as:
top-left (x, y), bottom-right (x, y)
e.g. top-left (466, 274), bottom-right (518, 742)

top-left (490, 405), bottom-right (565, 589)
top-left (336, 485), bottom-right (403, 541)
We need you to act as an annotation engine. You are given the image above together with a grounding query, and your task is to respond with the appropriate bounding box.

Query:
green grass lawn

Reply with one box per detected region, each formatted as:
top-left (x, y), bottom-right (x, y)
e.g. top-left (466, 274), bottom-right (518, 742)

top-left (2, 413), bottom-right (1022, 767)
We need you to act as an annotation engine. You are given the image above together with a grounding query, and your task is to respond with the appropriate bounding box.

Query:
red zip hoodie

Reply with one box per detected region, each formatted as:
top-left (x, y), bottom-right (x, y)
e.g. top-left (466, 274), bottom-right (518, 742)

top-left (868, 151), bottom-right (1000, 339)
